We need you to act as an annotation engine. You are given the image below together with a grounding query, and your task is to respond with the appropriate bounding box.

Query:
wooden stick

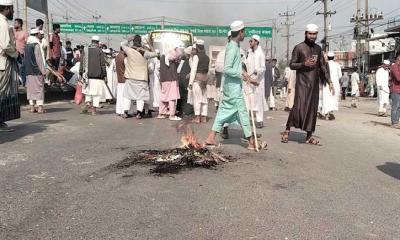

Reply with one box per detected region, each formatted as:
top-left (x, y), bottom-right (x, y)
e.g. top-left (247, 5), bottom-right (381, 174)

top-left (247, 82), bottom-right (259, 152)
top-left (211, 151), bottom-right (228, 163)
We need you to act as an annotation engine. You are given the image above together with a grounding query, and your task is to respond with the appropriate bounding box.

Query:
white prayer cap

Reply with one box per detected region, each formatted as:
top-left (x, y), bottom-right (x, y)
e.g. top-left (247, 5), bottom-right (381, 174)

top-left (0, 0), bottom-right (13, 6)
top-left (227, 30), bottom-right (232, 37)
top-left (230, 20), bottom-right (245, 32)
top-left (327, 51), bottom-right (335, 57)
top-left (102, 48), bottom-right (111, 54)
top-left (196, 39), bottom-right (205, 45)
top-left (251, 34), bottom-right (261, 42)
top-left (29, 28), bottom-right (40, 35)
top-left (383, 60), bottom-right (390, 65)
top-left (306, 24), bottom-right (319, 33)
top-left (91, 35), bottom-right (100, 41)
top-left (184, 46), bottom-right (192, 55)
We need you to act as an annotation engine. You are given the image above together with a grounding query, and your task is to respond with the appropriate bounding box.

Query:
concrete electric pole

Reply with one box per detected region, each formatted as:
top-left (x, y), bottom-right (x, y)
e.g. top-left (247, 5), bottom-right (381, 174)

top-left (350, 0), bottom-right (383, 74)
top-left (315, 0), bottom-right (336, 51)
top-left (279, 8), bottom-right (295, 65)
top-left (62, 10), bottom-right (72, 41)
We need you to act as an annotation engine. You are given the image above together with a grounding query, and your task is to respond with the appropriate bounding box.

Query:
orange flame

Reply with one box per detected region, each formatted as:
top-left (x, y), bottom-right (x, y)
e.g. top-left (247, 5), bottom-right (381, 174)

top-left (180, 127), bottom-right (203, 149)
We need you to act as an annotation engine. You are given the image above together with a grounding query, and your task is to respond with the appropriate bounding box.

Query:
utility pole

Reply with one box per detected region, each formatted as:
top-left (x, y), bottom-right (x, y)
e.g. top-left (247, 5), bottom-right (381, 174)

top-left (315, 0), bottom-right (336, 51)
top-left (161, 16), bottom-right (165, 29)
top-left (350, 0), bottom-right (383, 74)
top-left (23, 0), bottom-right (28, 32)
top-left (62, 10), bottom-right (72, 41)
top-left (279, 8), bottom-right (295, 64)
top-left (270, 19), bottom-right (277, 59)
top-left (16, 0), bottom-right (20, 18)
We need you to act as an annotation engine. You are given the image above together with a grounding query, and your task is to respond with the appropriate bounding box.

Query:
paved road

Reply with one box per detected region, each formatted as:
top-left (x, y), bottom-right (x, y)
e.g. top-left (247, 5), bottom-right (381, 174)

top-left (0, 99), bottom-right (399, 240)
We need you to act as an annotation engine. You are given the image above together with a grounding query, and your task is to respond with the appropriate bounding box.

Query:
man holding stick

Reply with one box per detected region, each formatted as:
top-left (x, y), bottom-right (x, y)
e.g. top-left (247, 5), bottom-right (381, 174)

top-left (205, 20), bottom-right (266, 151)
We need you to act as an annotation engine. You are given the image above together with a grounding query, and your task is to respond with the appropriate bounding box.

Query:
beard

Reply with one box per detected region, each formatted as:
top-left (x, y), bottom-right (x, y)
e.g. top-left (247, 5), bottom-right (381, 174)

top-left (305, 37), bottom-right (316, 45)
top-left (6, 11), bottom-right (13, 20)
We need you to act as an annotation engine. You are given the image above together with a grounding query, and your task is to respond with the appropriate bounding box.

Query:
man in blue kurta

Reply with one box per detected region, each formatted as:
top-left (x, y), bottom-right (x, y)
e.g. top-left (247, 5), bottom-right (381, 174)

top-left (205, 20), bottom-right (258, 150)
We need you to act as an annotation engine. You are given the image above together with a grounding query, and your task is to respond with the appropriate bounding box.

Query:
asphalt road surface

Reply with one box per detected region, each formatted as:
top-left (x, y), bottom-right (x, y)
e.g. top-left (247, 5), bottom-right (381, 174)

top-left (1, 98), bottom-right (399, 240)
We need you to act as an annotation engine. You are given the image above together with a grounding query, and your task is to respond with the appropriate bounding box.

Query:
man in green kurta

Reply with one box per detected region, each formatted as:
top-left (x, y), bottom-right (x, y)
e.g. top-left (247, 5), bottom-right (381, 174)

top-left (205, 21), bottom-right (258, 150)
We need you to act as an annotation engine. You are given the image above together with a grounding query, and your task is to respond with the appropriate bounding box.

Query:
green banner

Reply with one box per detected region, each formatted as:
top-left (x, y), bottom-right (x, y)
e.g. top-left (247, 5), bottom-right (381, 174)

top-left (58, 23), bottom-right (273, 38)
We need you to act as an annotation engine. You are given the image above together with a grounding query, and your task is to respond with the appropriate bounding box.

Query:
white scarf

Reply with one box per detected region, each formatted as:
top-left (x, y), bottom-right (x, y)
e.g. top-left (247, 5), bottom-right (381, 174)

top-left (26, 36), bottom-right (47, 69)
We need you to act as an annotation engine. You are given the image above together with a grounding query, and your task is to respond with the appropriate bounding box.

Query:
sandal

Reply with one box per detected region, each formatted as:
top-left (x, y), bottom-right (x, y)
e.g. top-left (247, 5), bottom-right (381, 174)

top-left (305, 137), bottom-right (322, 146)
top-left (29, 107), bottom-right (37, 113)
top-left (281, 131), bottom-right (289, 143)
top-left (37, 107), bottom-right (47, 114)
top-left (169, 116), bottom-right (182, 121)
top-left (248, 141), bottom-right (268, 151)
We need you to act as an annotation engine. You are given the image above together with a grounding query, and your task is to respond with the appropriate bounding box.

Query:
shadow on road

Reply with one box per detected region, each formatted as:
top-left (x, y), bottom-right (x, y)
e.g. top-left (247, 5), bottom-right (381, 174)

top-left (369, 121), bottom-right (392, 128)
top-left (377, 162), bottom-right (400, 180)
top-left (45, 107), bottom-right (72, 113)
top-left (0, 119), bottom-right (66, 144)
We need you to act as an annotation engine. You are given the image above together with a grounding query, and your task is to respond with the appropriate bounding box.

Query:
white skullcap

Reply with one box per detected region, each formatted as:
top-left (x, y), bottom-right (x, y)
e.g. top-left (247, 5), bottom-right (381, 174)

top-left (196, 39), bottom-right (205, 45)
top-left (383, 60), bottom-right (390, 65)
top-left (30, 28), bottom-right (40, 35)
top-left (306, 24), bottom-right (319, 32)
top-left (251, 34), bottom-right (261, 42)
top-left (102, 49), bottom-right (111, 54)
top-left (91, 35), bottom-right (100, 41)
top-left (230, 20), bottom-right (245, 32)
top-left (0, 0), bottom-right (13, 6)
top-left (184, 46), bottom-right (193, 55)
top-left (228, 31), bottom-right (232, 37)
top-left (327, 51), bottom-right (335, 57)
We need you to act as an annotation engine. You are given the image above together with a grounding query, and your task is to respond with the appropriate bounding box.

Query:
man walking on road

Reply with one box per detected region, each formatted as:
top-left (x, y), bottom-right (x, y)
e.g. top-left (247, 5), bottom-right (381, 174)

top-left (245, 34), bottom-right (266, 128)
top-left (339, 72), bottom-right (349, 100)
top-left (205, 20), bottom-right (265, 150)
top-left (376, 60), bottom-right (390, 117)
top-left (390, 53), bottom-right (400, 128)
top-left (281, 24), bottom-right (332, 145)
top-left (0, 0), bottom-right (20, 131)
top-left (318, 51), bottom-right (341, 120)
top-left (351, 69), bottom-right (360, 108)
top-left (25, 28), bottom-right (47, 114)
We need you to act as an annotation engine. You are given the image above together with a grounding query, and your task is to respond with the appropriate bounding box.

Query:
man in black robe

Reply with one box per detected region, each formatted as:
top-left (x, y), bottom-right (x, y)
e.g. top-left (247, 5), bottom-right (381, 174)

top-left (281, 24), bottom-right (332, 145)
top-left (176, 46), bottom-right (194, 117)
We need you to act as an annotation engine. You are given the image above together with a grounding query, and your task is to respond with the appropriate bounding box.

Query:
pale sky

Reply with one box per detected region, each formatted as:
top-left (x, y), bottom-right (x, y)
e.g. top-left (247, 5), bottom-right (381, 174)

top-left (18, 0), bottom-right (400, 60)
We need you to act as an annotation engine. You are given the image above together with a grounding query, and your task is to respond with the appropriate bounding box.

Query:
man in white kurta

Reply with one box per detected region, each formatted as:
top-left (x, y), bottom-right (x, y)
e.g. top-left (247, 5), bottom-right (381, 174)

top-left (105, 52), bottom-right (117, 99)
top-left (285, 68), bottom-right (296, 111)
top-left (319, 51), bottom-right (341, 120)
top-left (351, 70), bottom-right (360, 108)
top-left (376, 60), bottom-right (390, 116)
top-left (245, 34), bottom-right (267, 128)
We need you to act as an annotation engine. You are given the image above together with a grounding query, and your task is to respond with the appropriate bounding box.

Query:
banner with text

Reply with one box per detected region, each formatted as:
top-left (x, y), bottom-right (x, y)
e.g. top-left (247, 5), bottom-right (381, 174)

top-left (57, 23), bottom-right (272, 38)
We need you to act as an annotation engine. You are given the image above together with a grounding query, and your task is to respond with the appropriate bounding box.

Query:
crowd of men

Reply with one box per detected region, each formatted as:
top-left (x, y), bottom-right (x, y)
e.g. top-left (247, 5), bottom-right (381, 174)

top-left (1, 0), bottom-right (400, 150)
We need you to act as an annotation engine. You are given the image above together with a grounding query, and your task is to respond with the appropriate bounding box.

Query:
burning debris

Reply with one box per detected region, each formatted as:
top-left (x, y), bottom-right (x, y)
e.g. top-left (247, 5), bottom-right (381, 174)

top-left (113, 148), bottom-right (231, 175)
top-left (109, 126), bottom-right (233, 175)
